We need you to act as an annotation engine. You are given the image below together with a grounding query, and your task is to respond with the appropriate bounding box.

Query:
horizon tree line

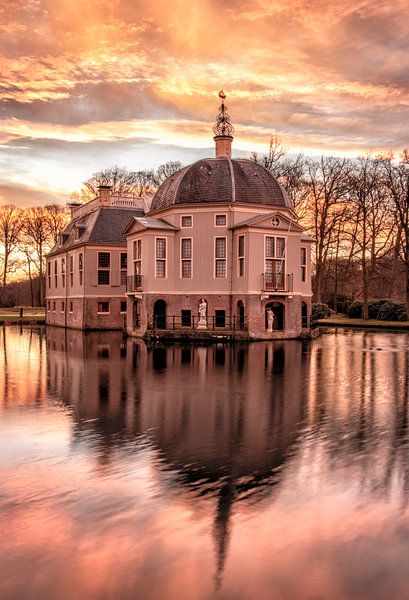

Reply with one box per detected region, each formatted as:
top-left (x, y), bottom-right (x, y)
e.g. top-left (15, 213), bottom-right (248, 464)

top-left (1, 150), bottom-right (409, 319)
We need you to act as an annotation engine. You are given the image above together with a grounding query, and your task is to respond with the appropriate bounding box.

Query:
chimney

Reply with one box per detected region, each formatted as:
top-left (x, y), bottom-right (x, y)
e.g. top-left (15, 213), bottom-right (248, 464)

top-left (67, 201), bottom-right (82, 218)
top-left (98, 185), bottom-right (112, 205)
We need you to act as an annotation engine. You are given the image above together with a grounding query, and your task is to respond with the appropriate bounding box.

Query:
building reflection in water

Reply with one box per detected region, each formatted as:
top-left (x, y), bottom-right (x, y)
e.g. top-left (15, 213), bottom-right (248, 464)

top-left (2, 326), bottom-right (409, 599)
top-left (44, 327), bottom-right (310, 587)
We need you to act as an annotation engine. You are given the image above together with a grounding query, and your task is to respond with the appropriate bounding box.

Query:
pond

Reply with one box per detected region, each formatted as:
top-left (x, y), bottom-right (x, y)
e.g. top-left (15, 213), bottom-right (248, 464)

top-left (1, 326), bottom-right (409, 600)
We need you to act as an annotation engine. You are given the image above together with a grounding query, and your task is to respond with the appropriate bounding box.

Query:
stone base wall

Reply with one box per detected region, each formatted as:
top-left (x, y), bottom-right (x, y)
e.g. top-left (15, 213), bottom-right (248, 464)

top-left (46, 296), bottom-right (126, 330)
top-left (127, 293), bottom-right (311, 339)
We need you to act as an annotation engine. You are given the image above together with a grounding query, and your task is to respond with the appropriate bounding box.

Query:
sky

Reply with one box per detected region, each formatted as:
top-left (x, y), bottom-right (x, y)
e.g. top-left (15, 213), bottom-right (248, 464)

top-left (1, 0), bottom-right (409, 207)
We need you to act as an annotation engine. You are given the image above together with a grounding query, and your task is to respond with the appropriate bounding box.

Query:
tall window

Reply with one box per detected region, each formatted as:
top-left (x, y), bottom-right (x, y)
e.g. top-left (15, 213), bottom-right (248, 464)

top-left (79, 253), bottom-right (83, 286)
top-left (155, 238), bottom-right (167, 278)
top-left (133, 239), bottom-right (142, 275)
top-left (301, 247), bottom-right (307, 282)
top-left (265, 236), bottom-right (285, 287)
top-left (98, 252), bottom-right (110, 285)
top-left (61, 257), bottom-right (65, 288)
top-left (238, 235), bottom-right (245, 277)
top-left (54, 260), bottom-right (58, 288)
top-left (47, 262), bottom-right (51, 289)
top-left (69, 255), bottom-right (74, 287)
top-left (120, 253), bottom-right (127, 286)
top-left (181, 238), bottom-right (192, 278)
top-left (215, 237), bottom-right (226, 278)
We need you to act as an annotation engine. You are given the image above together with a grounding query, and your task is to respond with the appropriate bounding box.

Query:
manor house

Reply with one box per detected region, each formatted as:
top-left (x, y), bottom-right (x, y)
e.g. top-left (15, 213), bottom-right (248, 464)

top-left (46, 94), bottom-right (312, 339)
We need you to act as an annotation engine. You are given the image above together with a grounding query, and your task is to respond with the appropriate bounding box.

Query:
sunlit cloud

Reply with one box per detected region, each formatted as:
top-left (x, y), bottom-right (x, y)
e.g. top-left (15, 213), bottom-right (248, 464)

top-left (1, 0), bottom-right (409, 205)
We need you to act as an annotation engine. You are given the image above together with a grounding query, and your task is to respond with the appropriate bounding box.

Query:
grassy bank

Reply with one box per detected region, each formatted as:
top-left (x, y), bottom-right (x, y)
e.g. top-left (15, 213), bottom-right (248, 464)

top-left (317, 314), bottom-right (409, 330)
top-left (0, 307), bottom-right (45, 323)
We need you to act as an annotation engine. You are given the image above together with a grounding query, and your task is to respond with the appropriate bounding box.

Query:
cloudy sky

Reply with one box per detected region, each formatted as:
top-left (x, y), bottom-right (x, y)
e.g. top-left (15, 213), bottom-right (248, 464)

top-left (1, 0), bottom-right (409, 207)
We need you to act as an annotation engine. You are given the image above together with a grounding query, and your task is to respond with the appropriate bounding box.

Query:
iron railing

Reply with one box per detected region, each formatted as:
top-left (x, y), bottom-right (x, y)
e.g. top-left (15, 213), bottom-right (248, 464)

top-left (262, 272), bottom-right (293, 293)
top-left (149, 314), bottom-right (248, 331)
top-left (127, 274), bottom-right (143, 292)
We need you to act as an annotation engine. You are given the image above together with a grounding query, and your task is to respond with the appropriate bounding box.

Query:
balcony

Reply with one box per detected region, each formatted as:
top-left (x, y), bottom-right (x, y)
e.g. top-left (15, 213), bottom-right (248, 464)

top-left (126, 274), bottom-right (143, 293)
top-left (262, 273), bottom-right (293, 293)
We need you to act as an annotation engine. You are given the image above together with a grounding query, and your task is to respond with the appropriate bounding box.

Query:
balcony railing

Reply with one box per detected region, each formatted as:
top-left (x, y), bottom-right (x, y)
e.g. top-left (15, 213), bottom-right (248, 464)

top-left (149, 315), bottom-right (248, 331)
top-left (127, 274), bottom-right (143, 292)
top-left (262, 273), bottom-right (293, 293)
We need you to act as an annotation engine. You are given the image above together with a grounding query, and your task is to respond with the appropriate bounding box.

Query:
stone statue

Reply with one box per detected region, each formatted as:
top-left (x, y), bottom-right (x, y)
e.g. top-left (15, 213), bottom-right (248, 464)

top-left (266, 308), bottom-right (274, 332)
top-left (197, 299), bottom-right (208, 329)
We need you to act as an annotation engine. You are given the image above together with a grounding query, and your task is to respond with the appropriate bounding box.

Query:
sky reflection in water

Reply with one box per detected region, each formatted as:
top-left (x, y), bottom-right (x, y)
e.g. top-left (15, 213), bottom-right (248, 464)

top-left (1, 326), bottom-right (409, 600)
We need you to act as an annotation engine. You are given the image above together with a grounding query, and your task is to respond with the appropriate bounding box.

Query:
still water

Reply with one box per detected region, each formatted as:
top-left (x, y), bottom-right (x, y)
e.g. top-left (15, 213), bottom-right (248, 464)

top-left (1, 326), bottom-right (409, 600)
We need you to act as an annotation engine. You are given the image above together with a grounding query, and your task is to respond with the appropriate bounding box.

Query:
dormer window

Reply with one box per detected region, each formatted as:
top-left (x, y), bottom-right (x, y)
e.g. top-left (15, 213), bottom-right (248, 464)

top-left (59, 233), bottom-right (68, 246)
top-left (74, 225), bottom-right (85, 241)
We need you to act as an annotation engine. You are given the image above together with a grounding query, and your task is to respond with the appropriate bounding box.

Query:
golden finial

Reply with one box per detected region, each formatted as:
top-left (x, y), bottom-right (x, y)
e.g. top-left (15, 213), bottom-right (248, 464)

top-left (218, 89), bottom-right (226, 100)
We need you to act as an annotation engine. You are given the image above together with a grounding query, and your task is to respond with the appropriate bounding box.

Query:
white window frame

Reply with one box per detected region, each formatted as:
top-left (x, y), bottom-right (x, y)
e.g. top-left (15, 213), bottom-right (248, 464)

top-left (97, 251), bottom-right (111, 286)
top-left (237, 234), bottom-right (245, 278)
top-left (214, 236), bottom-right (227, 279)
top-left (133, 238), bottom-right (142, 275)
top-left (214, 214), bottom-right (227, 227)
top-left (97, 300), bottom-right (110, 314)
top-left (264, 235), bottom-right (286, 280)
top-left (181, 215), bottom-right (193, 228)
top-left (180, 237), bottom-right (193, 278)
top-left (155, 236), bottom-right (167, 279)
top-left (301, 246), bottom-right (307, 282)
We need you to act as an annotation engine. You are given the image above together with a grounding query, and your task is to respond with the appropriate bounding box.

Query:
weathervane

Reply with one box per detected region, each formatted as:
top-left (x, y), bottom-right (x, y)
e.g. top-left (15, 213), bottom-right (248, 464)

top-left (213, 90), bottom-right (234, 137)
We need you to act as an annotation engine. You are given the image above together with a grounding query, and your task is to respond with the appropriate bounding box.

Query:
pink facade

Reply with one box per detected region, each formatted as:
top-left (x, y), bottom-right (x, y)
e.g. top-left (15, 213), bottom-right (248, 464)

top-left (125, 203), bottom-right (312, 340)
top-left (45, 188), bottom-right (145, 330)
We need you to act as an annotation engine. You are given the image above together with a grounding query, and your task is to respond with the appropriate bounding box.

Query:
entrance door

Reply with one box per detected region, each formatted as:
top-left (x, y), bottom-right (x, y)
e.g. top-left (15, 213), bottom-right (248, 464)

top-left (153, 299), bottom-right (167, 329)
top-left (265, 302), bottom-right (284, 331)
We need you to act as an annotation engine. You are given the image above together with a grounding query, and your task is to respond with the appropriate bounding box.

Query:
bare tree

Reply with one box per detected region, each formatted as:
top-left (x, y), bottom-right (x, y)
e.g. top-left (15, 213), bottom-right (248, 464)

top-left (380, 152), bottom-right (409, 318)
top-left (75, 162), bottom-right (184, 202)
top-left (304, 156), bottom-right (351, 302)
top-left (0, 206), bottom-right (22, 303)
top-left (346, 156), bottom-right (392, 319)
top-left (154, 161), bottom-right (183, 186)
top-left (44, 204), bottom-right (70, 245)
top-left (22, 207), bottom-right (54, 305)
top-left (250, 136), bottom-right (288, 170)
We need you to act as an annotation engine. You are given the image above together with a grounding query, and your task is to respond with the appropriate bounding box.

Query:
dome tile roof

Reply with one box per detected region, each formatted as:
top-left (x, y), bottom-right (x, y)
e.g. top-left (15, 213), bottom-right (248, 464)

top-left (150, 158), bottom-right (292, 212)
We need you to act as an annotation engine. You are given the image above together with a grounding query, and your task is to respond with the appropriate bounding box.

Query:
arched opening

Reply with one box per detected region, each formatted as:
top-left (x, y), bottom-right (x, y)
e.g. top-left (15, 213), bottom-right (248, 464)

top-left (133, 300), bottom-right (140, 329)
top-left (265, 301), bottom-right (284, 331)
top-left (237, 300), bottom-right (245, 330)
top-left (301, 301), bottom-right (308, 328)
top-left (153, 299), bottom-right (167, 329)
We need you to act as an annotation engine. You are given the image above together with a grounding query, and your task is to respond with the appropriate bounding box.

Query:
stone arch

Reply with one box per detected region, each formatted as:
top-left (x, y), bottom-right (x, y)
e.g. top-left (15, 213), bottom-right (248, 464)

top-left (153, 299), bottom-right (167, 329)
top-left (237, 300), bottom-right (245, 330)
top-left (301, 301), bottom-right (308, 328)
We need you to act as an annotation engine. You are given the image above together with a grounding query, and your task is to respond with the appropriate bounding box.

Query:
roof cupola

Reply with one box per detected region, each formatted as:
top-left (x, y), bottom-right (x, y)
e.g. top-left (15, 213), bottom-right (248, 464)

top-left (213, 90), bottom-right (234, 158)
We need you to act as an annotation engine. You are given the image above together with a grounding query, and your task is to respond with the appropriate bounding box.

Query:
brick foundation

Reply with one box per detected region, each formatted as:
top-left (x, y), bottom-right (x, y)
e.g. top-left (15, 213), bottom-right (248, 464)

top-left (127, 293), bottom-right (311, 339)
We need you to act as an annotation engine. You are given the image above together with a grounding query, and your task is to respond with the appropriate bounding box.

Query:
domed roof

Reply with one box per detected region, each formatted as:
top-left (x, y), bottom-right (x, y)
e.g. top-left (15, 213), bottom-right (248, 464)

top-left (149, 158), bottom-right (292, 213)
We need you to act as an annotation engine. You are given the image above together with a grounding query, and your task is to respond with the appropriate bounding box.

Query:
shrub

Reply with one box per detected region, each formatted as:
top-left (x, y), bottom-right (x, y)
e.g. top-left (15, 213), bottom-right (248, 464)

top-left (312, 302), bottom-right (331, 321)
top-left (348, 301), bottom-right (363, 318)
top-left (368, 299), bottom-right (390, 320)
top-left (377, 301), bottom-right (407, 322)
